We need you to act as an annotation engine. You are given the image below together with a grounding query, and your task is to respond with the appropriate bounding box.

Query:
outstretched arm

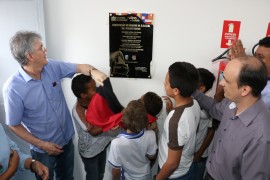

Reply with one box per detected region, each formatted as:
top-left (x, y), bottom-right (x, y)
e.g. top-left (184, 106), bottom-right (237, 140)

top-left (76, 64), bottom-right (107, 86)
top-left (97, 78), bottom-right (124, 113)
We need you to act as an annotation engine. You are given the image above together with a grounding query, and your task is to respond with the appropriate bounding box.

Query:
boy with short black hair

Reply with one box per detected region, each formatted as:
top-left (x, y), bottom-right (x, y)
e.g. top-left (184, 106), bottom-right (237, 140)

top-left (192, 68), bottom-right (215, 180)
top-left (156, 62), bottom-right (201, 180)
top-left (108, 99), bottom-right (158, 180)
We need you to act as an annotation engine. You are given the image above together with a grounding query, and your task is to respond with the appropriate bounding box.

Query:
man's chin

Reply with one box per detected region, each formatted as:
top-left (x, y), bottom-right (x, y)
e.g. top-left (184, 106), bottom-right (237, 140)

top-left (224, 94), bottom-right (233, 101)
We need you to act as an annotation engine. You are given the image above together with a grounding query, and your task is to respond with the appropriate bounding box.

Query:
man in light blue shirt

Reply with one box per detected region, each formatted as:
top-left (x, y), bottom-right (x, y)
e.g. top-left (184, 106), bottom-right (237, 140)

top-left (0, 123), bottom-right (48, 179)
top-left (3, 31), bottom-right (106, 180)
top-left (253, 37), bottom-right (270, 108)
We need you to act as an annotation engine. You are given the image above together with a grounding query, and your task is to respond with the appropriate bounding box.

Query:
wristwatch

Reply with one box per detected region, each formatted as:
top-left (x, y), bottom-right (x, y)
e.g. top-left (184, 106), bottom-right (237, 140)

top-left (10, 149), bottom-right (14, 157)
top-left (30, 159), bottom-right (36, 172)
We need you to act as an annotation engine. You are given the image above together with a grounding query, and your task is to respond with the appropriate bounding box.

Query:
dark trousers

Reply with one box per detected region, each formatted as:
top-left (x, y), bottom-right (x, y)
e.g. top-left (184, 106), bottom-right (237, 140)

top-left (157, 164), bottom-right (194, 180)
top-left (192, 157), bottom-right (207, 180)
top-left (81, 147), bottom-right (107, 180)
top-left (31, 139), bottom-right (74, 180)
top-left (203, 172), bottom-right (214, 180)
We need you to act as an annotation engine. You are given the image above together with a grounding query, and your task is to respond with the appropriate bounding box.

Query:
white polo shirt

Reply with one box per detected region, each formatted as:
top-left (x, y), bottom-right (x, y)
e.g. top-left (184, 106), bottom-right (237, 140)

top-left (195, 110), bottom-right (212, 158)
top-left (108, 130), bottom-right (157, 180)
top-left (158, 100), bottom-right (200, 178)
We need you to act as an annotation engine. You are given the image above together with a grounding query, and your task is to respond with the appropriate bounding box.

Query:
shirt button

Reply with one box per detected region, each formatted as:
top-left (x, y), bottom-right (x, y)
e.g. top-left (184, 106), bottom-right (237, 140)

top-left (224, 128), bottom-right (226, 131)
top-left (209, 161), bottom-right (211, 163)
top-left (219, 140), bottom-right (221, 142)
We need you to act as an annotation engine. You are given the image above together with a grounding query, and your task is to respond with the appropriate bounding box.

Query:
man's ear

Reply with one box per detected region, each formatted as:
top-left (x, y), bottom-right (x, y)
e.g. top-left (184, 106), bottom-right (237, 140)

top-left (26, 53), bottom-right (33, 62)
top-left (198, 85), bottom-right (206, 93)
top-left (241, 85), bottom-right (252, 97)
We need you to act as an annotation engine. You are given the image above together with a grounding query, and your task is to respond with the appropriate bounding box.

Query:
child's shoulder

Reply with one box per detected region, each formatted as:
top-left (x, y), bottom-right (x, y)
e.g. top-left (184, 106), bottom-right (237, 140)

top-left (144, 129), bottom-right (156, 136)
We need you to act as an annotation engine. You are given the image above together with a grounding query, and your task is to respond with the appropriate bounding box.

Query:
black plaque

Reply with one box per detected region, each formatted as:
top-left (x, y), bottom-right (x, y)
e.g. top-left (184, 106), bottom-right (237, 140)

top-left (109, 13), bottom-right (154, 78)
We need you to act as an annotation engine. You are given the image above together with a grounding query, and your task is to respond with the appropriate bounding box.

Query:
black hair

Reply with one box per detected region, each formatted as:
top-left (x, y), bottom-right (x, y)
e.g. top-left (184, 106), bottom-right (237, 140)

top-left (252, 37), bottom-right (270, 55)
top-left (142, 92), bottom-right (162, 116)
top-left (258, 37), bottom-right (270, 48)
top-left (197, 68), bottom-right (216, 93)
top-left (168, 62), bottom-right (199, 97)
top-left (237, 56), bottom-right (267, 97)
top-left (71, 74), bottom-right (93, 99)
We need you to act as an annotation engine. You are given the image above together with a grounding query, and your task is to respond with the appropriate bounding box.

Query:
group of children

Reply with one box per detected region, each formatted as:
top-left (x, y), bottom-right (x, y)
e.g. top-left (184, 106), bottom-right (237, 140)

top-left (71, 61), bottom-right (216, 180)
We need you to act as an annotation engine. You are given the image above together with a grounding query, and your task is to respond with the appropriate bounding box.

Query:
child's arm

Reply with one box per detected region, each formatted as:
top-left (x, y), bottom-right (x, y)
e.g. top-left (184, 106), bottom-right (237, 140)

top-left (156, 147), bottom-right (183, 180)
top-left (111, 167), bottom-right (121, 180)
top-left (146, 149), bottom-right (158, 161)
top-left (194, 127), bottom-right (215, 162)
top-left (74, 104), bottom-right (103, 136)
top-left (214, 85), bottom-right (225, 102)
top-left (162, 96), bottom-right (173, 113)
top-left (85, 78), bottom-right (123, 132)
top-left (86, 122), bottom-right (103, 136)
top-left (147, 121), bottom-right (157, 130)
top-left (108, 140), bottom-right (122, 180)
top-left (99, 78), bottom-right (123, 113)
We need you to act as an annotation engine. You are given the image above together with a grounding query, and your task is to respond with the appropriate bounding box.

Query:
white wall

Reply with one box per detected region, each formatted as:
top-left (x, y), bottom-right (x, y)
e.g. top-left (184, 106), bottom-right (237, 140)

top-left (42, 0), bottom-right (270, 179)
top-left (43, 0), bottom-right (270, 105)
top-left (1, 0), bottom-right (268, 179)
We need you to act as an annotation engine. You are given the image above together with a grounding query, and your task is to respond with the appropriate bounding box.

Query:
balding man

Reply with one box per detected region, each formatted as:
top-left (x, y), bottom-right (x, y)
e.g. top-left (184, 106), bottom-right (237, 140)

top-left (193, 56), bottom-right (270, 179)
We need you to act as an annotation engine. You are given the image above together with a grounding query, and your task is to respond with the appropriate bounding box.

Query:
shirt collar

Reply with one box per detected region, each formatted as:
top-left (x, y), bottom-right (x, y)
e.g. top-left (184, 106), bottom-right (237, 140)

top-left (118, 129), bottom-right (144, 139)
top-left (173, 100), bottom-right (194, 110)
top-left (235, 99), bottom-right (266, 127)
top-left (18, 66), bottom-right (33, 82)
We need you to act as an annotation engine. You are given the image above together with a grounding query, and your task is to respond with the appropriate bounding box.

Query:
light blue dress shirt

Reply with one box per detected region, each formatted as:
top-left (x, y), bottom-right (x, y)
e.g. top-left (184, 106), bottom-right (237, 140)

top-left (3, 59), bottom-right (76, 153)
top-left (0, 123), bottom-right (30, 176)
top-left (261, 79), bottom-right (270, 109)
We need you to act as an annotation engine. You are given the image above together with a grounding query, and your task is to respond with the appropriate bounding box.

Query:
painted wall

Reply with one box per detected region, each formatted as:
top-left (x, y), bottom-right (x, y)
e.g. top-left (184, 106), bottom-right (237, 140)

top-left (43, 0), bottom-right (270, 105)
top-left (42, 0), bottom-right (270, 179)
top-left (1, 0), bottom-right (269, 179)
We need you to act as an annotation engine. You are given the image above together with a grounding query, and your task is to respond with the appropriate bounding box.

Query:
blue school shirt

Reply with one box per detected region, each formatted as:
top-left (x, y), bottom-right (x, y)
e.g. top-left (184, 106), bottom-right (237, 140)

top-left (0, 123), bottom-right (30, 175)
top-left (3, 59), bottom-right (76, 153)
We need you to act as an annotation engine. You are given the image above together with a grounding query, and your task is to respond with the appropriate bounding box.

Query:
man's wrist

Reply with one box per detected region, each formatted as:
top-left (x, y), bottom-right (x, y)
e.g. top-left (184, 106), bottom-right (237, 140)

top-left (10, 149), bottom-right (14, 157)
top-left (30, 159), bottom-right (36, 173)
top-left (89, 67), bottom-right (97, 76)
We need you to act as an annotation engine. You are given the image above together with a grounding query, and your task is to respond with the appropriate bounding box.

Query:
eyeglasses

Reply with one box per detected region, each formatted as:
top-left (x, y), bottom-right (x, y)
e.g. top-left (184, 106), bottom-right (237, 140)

top-left (252, 43), bottom-right (259, 56)
top-left (36, 45), bottom-right (46, 52)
